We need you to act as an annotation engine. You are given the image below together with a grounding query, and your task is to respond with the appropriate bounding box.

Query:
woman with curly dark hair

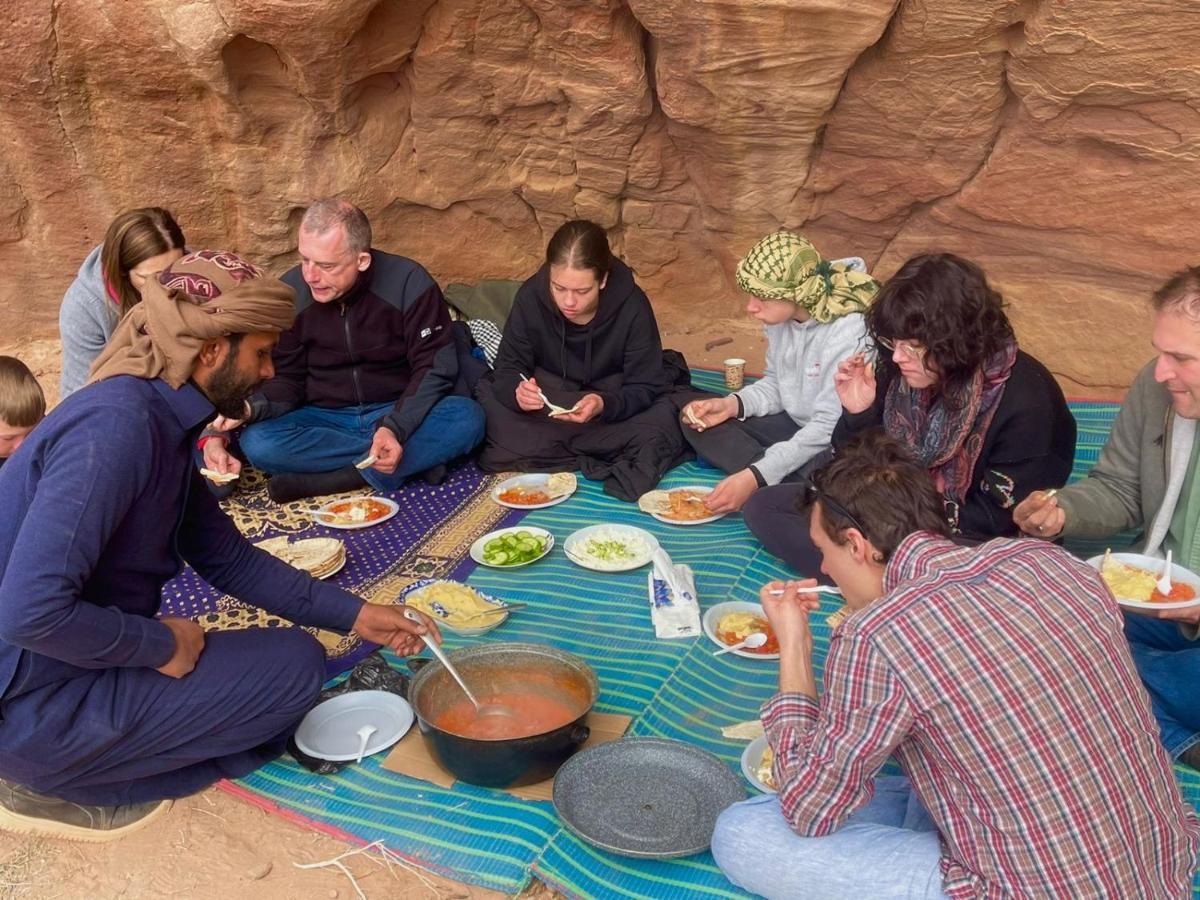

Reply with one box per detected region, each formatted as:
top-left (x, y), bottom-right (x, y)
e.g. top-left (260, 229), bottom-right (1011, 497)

top-left (743, 253), bottom-right (1076, 574)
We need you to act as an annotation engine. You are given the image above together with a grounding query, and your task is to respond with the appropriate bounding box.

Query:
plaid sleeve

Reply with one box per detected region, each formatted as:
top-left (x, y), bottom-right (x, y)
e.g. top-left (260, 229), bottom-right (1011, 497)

top-left (763, 631), bottom-right (914, 836)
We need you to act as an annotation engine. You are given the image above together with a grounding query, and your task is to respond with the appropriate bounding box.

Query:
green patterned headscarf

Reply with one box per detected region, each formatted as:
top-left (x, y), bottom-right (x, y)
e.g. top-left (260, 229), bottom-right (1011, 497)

top-left (735, 231), bottom-right (880, 323)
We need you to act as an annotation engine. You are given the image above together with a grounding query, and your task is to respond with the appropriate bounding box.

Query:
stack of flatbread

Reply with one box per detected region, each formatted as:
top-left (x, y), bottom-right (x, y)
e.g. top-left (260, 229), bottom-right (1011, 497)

top-left (254, 536), bottom-right (345, 579)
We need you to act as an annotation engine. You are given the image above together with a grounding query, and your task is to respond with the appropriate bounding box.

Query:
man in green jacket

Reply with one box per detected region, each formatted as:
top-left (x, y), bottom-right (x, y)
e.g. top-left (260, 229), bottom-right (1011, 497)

top-left (1015, 266), bottom-right (1200, 770)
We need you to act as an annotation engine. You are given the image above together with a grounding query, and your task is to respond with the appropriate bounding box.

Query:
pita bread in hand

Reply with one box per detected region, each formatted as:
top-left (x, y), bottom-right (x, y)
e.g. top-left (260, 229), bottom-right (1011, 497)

top-left (200, 467), bottom-right (239, 485)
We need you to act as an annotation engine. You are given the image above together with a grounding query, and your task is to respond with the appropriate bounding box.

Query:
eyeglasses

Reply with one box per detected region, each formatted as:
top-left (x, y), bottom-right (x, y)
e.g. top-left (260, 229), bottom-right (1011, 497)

top-left (876, 336), bottom-right (926, 361)
top-left (803, 481), bottom-right (869, 537)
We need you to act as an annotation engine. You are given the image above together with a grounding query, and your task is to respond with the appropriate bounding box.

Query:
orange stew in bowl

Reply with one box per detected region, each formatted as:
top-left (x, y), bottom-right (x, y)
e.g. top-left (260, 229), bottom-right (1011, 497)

top-left (716, 612), bottom-right (779, 654)
top-left (325, 499), bottom-right (391, 524)
top-left (664, 489), bottom-right (714, 521)
top-left (498, 487), bottom-right (552, 506)
top-left (1150, 582), bottom-right (1197, 603)
top-left (432, 692), bottom-right (580, 740)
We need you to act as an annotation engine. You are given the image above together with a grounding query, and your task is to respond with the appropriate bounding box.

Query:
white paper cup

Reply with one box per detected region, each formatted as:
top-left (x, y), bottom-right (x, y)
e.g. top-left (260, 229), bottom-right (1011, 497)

top-left (723, 358), bottom-right (746, 390)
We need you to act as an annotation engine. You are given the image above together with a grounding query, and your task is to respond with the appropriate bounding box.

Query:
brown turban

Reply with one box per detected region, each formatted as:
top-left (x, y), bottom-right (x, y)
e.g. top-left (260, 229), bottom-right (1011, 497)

top-left (88, 250), bottom-right (296, 389)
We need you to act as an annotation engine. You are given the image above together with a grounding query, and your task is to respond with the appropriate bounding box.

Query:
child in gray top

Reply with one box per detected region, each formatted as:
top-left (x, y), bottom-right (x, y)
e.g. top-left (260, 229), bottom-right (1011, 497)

top-left (59, 208), bottom-right (185, 397)
top-left (681, 232), bottom-right (879, 513)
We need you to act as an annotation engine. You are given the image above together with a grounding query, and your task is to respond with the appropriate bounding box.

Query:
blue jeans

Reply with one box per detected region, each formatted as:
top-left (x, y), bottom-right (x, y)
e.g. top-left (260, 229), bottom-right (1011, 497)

top-left (1122, 614), bottom-right (1200, 757)
top-left (240, 396), bottom-right (485, 493)
top-left (711, 776), bottom-right (948, 899)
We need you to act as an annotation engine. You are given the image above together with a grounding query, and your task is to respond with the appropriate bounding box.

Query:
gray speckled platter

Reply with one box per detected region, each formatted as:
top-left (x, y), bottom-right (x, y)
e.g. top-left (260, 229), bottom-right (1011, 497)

top-left (552, 738), bottom-right (747, 859)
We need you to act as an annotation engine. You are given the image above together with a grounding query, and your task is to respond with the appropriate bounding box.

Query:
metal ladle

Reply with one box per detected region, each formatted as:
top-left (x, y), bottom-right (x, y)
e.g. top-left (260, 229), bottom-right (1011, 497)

top-left (402, 609), bottom-right (515, 721)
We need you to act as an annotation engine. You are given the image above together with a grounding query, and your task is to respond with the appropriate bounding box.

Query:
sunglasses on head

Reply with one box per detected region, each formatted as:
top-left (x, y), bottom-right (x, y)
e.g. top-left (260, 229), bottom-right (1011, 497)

top-left (803, 481), bottom-right (868, 537)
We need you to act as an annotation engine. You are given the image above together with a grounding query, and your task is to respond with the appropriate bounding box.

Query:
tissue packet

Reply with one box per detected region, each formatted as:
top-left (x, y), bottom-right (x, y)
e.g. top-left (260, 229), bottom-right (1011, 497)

top-left (646, 564), bottom-right (701, 639)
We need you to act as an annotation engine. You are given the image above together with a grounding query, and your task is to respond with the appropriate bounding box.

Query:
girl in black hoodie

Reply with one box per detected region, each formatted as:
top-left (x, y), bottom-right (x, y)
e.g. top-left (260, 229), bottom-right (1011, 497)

top-left (476, 220), bottom-right (680, 497)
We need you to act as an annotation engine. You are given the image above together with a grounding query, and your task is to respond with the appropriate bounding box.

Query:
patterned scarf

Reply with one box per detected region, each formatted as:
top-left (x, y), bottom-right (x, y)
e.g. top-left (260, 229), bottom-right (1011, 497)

top-left (88, 250), bottom-right (295, 388)
top-left (883, 342), bottom-right (1019, 531)
top-left (735, 231), bottom-right (880, 323)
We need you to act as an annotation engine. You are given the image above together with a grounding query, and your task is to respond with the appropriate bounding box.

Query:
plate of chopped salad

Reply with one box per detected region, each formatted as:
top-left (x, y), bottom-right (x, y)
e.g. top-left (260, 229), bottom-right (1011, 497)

top-left (469, 526), bottom-right (555, 568)
top-left (563, 524), bottom-right (659, 572)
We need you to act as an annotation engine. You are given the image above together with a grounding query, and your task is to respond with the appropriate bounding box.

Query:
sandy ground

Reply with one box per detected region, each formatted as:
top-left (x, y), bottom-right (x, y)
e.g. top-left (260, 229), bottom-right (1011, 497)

top-left (0, 788), bottom-right (565, 900)
top-left (0, 312), bottom-right (763, 900)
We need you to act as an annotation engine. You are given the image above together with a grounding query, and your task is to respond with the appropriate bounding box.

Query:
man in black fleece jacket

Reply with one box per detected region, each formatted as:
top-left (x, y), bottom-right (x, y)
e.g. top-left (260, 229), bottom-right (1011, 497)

top-left (202, 200), bottom-right (485, 502)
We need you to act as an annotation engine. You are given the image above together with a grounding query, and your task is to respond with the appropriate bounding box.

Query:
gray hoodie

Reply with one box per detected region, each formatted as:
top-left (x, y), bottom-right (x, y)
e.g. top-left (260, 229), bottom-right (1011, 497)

top-left (59, 244), bottom-right (118, 398)
top-left (735, 312), bottom-right (868, 484)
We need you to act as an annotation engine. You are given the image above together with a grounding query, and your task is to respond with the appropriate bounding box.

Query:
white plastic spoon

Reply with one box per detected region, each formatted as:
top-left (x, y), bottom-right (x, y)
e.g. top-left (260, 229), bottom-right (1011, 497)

top-left (768, 585), bottom-right (842, 596)
top-left (1157, 549), bottom-right (1174, 596)
top-left (714, 632), bottom-right (768, 656)
top-left (354, 724), bottom-right (377, 763)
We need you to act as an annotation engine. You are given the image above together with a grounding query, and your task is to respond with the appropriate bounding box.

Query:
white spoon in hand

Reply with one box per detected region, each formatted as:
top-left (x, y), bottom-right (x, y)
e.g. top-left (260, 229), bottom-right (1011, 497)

top-left (519, 373), bottom-right (573, 417)
top-left (714, 632), bottom-right (768, 656)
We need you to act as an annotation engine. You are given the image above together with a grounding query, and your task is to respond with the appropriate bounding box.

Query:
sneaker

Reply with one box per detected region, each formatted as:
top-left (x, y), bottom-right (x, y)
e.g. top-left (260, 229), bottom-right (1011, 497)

top-left (0, 779), bottom-right (172, 842)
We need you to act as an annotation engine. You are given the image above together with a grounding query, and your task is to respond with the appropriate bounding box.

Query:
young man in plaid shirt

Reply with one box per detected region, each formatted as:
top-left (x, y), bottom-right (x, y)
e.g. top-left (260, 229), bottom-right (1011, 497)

top-left (712, 433), bottom-right (1198, 898)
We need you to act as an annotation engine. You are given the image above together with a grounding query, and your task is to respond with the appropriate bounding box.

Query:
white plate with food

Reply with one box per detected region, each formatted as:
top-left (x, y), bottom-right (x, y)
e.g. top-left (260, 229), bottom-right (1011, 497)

top-left (703, 600), bottom-right (780, 660)
top-left (563, 524), bottom-right (660, 572)
top-left (312, 496), bottom-right (399, 530)
top-left (491, 472), bottom-right (578, 510)
top-left (470, 526), bottom-right (555, 568)
top-left (637, 485), bottom-right (725, 526)
top-left (740, 735), bottom-right (777, 794)
top-left (399, 579), bottom-right (512, 635)
top-left (1086, 551), bottom-right (1200, 610)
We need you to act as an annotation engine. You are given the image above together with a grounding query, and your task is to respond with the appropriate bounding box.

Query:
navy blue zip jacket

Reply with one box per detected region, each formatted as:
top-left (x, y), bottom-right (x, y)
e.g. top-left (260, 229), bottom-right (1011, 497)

top-left (0, 376), bottom-right (363, 701)
top-left (251, 250), bottom-right (457, 443)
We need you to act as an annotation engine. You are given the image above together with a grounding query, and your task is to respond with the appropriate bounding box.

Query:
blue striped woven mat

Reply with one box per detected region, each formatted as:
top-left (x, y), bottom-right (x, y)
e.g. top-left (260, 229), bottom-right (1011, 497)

top-left (225, 377), bottom-right (1199, 898)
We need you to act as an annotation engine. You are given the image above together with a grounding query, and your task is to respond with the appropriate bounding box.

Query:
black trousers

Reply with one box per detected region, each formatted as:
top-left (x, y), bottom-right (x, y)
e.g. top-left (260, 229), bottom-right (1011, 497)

top-left (681, 408), bottom-right (802, 477)
top-left (741, 481), bottom-right (823, 577)
top-left (682, 401), bottom-right (830, 576)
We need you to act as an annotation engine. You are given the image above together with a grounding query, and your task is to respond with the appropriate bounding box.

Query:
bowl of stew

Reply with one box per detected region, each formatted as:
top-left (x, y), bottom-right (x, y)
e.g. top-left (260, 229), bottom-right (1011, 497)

top-left (407, 642), bottom-right (598, 788)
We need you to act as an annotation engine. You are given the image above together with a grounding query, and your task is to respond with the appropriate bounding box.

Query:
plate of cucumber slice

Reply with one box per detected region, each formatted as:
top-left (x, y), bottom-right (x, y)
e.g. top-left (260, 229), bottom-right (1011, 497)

top-left (469, 526), bottom-right (555, 568)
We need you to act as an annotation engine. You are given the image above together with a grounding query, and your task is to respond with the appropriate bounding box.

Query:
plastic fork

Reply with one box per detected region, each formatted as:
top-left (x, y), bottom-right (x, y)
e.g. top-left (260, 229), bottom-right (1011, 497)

top-left (519, 373), bottom-right (573, 416)
top-left (1157, 549), bottom-right (1174, 595)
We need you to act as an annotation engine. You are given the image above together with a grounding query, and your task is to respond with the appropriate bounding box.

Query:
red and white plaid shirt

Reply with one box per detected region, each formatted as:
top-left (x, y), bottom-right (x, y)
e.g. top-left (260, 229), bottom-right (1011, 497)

top-left (765, 532), bottom-right (1199, 898)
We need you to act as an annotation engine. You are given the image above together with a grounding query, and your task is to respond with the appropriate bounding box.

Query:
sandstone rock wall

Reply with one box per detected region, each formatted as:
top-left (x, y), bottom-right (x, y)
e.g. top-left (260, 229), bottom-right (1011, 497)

top-left (4, 0), bottom-right (1199, 396)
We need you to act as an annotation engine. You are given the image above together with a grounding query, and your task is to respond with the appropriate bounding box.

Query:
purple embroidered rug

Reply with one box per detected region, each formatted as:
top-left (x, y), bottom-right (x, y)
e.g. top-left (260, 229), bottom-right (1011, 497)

top-left (160, 462), bottom-right (516, 675)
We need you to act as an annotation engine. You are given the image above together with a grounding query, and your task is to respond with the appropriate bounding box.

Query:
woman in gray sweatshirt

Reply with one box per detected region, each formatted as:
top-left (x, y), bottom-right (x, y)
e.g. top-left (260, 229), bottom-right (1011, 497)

top-left (58, 208), bottom-right (185, 397)
top-left (681, 232), bottom-right (879, 513)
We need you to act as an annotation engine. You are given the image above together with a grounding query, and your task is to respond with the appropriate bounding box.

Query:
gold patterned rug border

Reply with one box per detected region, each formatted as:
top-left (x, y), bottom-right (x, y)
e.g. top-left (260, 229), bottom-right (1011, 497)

top-left (197, 473), bottom-right (512, 658)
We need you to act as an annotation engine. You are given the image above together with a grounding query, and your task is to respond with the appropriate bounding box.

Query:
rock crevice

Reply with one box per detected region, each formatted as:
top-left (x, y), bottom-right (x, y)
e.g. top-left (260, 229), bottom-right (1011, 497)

top-left (3, 0), bottom-right (1198, 396)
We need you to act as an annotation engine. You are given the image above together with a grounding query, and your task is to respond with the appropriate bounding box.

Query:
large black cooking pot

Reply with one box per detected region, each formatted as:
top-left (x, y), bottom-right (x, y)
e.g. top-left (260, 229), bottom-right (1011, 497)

top-left (408, 642), bottom-right (598, 788)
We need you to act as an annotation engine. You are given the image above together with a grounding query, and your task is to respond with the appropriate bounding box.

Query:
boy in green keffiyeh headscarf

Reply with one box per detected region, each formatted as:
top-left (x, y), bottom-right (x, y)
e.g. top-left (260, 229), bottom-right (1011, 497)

top-left (678, 231), bottom-right (876, 522)
top-left (735, 231), bottom-right (880, 323)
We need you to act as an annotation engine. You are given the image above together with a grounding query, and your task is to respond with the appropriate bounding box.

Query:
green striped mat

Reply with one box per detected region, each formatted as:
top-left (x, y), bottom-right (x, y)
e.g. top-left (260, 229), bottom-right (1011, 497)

top-left (225, 379), bottom-right (1198, 898)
